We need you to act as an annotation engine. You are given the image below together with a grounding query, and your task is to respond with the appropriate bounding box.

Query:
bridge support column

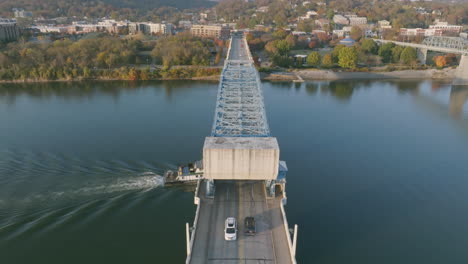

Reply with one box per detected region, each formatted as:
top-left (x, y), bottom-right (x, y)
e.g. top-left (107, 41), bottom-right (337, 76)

top-left (453, 55), bottom-right (468, 86)
top-left (417, 48), bottom-right (428, 65)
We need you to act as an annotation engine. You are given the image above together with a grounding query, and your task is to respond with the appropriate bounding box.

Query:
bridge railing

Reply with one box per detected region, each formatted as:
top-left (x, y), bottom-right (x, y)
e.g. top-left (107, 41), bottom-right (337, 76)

top-left (185, 179), bottom-right (202, 264)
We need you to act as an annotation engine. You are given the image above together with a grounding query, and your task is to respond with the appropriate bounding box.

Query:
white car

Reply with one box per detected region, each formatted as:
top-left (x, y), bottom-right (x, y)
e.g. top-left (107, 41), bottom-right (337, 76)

top-left (224, 217), bottom-right (237, 241)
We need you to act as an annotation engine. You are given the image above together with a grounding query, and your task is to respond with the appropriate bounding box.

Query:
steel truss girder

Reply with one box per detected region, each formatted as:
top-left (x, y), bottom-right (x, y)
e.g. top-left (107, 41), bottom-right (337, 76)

top-left (211, 38), bottom-right (270, 137)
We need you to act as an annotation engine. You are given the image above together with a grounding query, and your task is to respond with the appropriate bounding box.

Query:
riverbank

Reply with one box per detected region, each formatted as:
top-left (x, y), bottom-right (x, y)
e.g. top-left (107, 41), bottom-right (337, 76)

top-left (0, 75), bottom-right (221, 84)
top-left (262, 68), bottom-right (456, 81)
top-left (0, 68), bottom-right (457, 83)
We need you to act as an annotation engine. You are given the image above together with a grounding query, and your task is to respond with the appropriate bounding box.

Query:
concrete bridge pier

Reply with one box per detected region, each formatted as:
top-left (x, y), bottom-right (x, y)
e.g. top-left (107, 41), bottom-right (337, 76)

top-left (417, 48), bottom-right (428, 65)
top-left (453, 55), bottom-right (468, 86)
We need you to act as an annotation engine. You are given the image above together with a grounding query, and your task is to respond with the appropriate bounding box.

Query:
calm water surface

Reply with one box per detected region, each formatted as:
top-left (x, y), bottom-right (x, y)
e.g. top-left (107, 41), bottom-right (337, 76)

top-left (1, 80), bottom-right (468, 264)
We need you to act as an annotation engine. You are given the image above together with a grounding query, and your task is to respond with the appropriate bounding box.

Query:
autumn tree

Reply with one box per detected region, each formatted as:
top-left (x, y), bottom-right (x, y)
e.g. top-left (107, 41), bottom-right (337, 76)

top-left (350, 26), bottom-right (363, 41)
top-left (321, 54), bottom-right (333, 68)
top-left (338, 47), bottom-right (358, 69)
top-left (433, 55), bottom-right (447, 68)
top-left (307, 52), bottom-right (321, 67)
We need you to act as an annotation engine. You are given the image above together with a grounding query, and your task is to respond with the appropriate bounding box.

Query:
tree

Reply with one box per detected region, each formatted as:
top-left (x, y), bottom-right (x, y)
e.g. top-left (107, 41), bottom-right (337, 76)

top-left (350, 26), bottom-right (363, 41)
top-left (308, 40), bottom-right (318, 49)
top-left (297, 20), bottom-right (314, 32)
top-left (433, 55), bottom-right (447, 68)
top-left (326, 9), bottom-right (335, 20)
top-left (360, 38), bottom-right (377, 54)
top-left (338, 47), bottom-right (358, 69)
top-left (400, 47), bottom-right (417, 64)
top-left (332, 45), bottom-right (346, 63)
top-left (391, 46), bottom-right (404, 63)
top-left (378, 43), bottom-right (395, 63)
top-left (275, 40), bottom-right (291, 56)
top-left (322, 54), bottom-right (333, 68)
top-left (285, 35), bottom-right (296, 49)
top-left (307, 52), bottom-right (321, 67)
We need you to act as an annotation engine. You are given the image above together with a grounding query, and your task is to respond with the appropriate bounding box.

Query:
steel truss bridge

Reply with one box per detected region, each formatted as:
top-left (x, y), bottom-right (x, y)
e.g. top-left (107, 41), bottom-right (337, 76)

top-left (422, 36), bottom-right (468, 53)
top-left (211, 35), bottom-right (270, 137)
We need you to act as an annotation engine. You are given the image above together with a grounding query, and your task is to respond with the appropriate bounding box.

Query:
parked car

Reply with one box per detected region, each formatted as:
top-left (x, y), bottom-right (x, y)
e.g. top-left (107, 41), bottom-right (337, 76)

top-left (244, 217), bottom-right (256, 235)
top-left (224, 217), bottom-right (237, 241)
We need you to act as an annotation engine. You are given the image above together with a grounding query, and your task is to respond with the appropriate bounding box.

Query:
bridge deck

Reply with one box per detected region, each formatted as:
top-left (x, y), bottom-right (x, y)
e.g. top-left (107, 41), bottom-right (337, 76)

top-left (189, 180), bottom-right (293, 264)
top-left (211, 33), bottom-right (270, 137)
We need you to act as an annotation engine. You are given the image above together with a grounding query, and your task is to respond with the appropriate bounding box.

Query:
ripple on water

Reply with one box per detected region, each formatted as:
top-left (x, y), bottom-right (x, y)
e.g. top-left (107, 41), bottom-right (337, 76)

top-left (0, 149), bottom-right (172, 243)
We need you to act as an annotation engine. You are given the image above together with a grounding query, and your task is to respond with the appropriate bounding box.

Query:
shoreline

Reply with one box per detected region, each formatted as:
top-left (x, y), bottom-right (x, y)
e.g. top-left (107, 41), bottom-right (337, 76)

top-left (263, 68), bottom-right (456, 81)
top-left (0, 75), bottom-right (221, 84)
top-left (0, 68), bottom-right (457, 83)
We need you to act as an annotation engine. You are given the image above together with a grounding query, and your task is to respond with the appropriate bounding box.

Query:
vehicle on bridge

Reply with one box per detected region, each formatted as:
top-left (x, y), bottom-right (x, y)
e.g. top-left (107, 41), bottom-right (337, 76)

top-left (244, 217), bottom-right (256, 235)
top-left (224, 217), bottom-right (237, 241)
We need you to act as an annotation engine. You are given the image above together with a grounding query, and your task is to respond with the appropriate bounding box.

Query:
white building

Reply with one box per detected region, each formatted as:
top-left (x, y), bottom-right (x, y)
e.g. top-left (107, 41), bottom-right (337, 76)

top-left (429, 20), bottom-right (462, 34)
top-left (348, 16), bottom-right (367, 26)
top-left (299, 10), bottom-right (318, 20)
top-left (333, 15), bottom-right (349, 25)
top-left (378, 20), bottom-right (392, 29)
top-left (130, 22), bottom-right (173, 35)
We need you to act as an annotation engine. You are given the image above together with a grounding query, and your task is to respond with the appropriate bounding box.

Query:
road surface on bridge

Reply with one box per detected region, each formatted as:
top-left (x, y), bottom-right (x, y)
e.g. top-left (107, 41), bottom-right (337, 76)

top-left (189, 181), bottom-right (293, 264)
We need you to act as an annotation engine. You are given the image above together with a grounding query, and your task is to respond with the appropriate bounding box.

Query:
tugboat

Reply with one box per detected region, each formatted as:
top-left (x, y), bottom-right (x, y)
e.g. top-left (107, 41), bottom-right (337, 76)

top-left (164, 161), bottom-right (203, 185)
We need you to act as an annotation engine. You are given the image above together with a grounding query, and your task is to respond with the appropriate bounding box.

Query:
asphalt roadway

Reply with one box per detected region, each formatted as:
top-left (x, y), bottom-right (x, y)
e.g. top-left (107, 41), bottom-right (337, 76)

top-left (229, 34), bottom-right (248, 61)
top-left (189, 180), bottom-right (293, 264)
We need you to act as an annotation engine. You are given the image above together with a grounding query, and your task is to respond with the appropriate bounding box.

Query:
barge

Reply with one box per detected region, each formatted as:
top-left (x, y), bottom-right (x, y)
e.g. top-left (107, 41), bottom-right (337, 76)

top-left (164, 161), bottom-right (203, 185)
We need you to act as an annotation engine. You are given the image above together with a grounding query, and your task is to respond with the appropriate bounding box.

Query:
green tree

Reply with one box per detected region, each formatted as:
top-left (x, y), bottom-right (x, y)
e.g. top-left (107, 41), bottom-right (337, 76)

top-left (321, 54), bottom-right (333, 68)
top-left (338, 47), bottom-right (358, 69)
top-left (360, 38), bottom-right (378, 54)
top-left (332, 45), bottom-right (346, 63)
top-left (307, 52), bottom-right (321, 67)
top-left (378, 42), bottom-right (395, 63)
top-left (391, 46), bottom-right (404, 63)
top-left (326, 9), bottom-right (335, 20)
top-left (400, 46), bottom-right (417, 64)
top-left (275, 40), bottom-right (291, 56)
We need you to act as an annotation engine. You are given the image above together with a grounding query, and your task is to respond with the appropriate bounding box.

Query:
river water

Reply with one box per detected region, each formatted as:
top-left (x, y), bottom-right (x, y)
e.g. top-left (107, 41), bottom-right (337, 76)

top-left (1, 80), bottom-right (467, 264)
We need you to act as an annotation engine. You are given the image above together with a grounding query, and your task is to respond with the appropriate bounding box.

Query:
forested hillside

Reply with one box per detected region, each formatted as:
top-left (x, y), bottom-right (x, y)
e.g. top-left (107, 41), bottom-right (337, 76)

top-left (0, 0), bottom-right (215, 18)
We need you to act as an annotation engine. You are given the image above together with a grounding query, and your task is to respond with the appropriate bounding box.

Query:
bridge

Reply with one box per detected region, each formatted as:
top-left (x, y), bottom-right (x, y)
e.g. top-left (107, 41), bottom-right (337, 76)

top-left (185, 32), bottom-right (298, 264)
top-left (375, 36), bottom-right (468, 85)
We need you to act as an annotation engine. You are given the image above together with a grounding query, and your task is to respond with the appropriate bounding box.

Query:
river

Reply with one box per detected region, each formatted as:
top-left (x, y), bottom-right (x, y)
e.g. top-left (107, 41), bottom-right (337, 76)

top-left (1, 80), bottom-right (467, 264)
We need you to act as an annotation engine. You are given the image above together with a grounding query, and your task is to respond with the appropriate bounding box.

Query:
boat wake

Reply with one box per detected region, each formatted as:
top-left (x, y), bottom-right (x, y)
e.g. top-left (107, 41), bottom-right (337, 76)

top-left (53, 172), bottom-right (165, 198)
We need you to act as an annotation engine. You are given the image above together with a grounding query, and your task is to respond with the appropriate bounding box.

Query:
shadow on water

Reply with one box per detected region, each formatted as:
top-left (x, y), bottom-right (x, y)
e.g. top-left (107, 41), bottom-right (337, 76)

top-left (450, 86), bottom-right (468, 119)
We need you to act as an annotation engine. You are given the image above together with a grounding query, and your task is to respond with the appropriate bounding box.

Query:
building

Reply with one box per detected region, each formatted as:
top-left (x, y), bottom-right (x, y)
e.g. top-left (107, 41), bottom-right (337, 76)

top-left (399, 28), bottom-right (443, 37)
top-left (333, 15), bottom-right (349, 25)
top-left (378, 20), bottom-right (392, 29)
top-left (130, 22), bottom-right (173, 35)
top-left (299, 10), bottom-right (318, 20)
top-left (178, 20), bottom-right (192, 30)
top-left (256, 6), bottom-right (269, 13)
top-left (191, 24), bottom-right (230, 39)
top-left (348, 16), bottom-right (367, 26)
top-left (429, 20), bottom-right (462, 34)
top-left (13, 8), bottom-right (33, 18)
top-left (315, 19), bottom-right (330, 29)
top-left (0, 20), bottom-right (20, 42)
top-left (339, 36), bottom-right (355, 46)
top-left (333, 26), bottom-right (352, 37)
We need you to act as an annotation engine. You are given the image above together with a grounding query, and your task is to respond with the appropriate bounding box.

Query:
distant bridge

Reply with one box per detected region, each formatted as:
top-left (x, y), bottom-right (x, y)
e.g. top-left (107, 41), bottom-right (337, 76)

top-left (375, 37), bottom-right (468, 85)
